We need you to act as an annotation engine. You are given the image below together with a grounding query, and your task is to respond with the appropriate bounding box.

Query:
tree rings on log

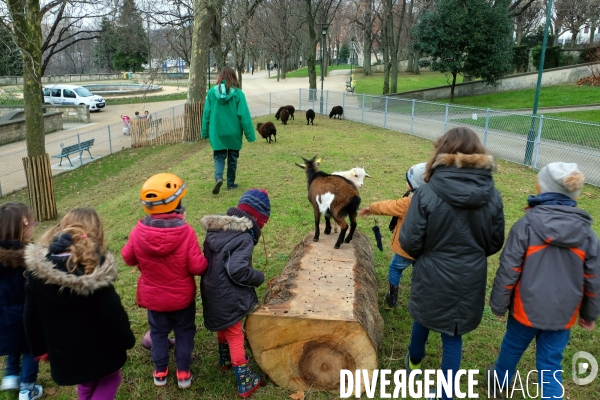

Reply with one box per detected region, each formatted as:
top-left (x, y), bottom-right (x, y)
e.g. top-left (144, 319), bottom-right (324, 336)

top-left (246, 228), bottom-right (383, 393)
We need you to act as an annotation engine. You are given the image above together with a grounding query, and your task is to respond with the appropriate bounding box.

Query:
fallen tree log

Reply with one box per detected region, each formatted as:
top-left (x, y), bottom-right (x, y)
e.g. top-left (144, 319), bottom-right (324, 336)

top-left (246, 228), bottom-right (383, 393)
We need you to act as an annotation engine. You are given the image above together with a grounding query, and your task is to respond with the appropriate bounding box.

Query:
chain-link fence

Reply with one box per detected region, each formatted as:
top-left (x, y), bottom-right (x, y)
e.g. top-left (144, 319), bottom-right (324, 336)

top-left (1, 90), bottom-right (598, 196)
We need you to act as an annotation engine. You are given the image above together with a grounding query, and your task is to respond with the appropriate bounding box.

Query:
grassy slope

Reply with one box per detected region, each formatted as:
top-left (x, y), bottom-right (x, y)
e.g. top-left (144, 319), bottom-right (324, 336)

top-left (355, 71), bottom-right (458, 95)
top-left (278, 65), bottom-right (351, 79)
top-left (1, 115), bottom-right (599, 399)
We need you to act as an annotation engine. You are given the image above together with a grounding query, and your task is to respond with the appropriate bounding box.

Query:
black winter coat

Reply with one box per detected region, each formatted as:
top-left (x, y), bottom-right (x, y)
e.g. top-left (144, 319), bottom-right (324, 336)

top-left (200, 208), bottom-right (265, 331)
top-left (0, 240), bottom-right (28, 355)
top-left (23, 242), bottom-right (135, 386)
top-left (400, 153), bottom-right (505, 336)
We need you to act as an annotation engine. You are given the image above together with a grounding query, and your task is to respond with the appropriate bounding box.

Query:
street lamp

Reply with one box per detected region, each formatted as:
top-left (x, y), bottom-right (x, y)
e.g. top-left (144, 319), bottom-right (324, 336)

top-left (320, 23), bottom-right (329, 114)
top-left (524, 0), bottom-right (553, 166)
top-left (350, 37), bottom-right (355, 83)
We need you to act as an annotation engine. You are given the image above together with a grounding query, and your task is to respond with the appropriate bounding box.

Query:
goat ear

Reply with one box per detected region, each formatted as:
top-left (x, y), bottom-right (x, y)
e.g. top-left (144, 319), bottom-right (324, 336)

top-left (365, 172), bottom-right (372, 178)
top-left (295, 163), bottom-right (306, 169)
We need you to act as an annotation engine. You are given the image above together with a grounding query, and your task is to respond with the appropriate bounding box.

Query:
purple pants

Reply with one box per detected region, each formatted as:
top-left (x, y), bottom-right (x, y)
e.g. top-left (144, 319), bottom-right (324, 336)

top-left (77, 369), bottom-right (122, 400)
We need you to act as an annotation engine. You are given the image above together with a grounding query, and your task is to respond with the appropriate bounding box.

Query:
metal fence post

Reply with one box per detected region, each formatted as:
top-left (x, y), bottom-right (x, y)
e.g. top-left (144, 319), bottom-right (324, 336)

top-left (443, 104), bottom-right (449, 133)
top-left (172, 107), bottom-right (175, 119)
top-left (108, 125), bottom-right (112, 154)
top-left (361, 94), bottom-right (365, 123)
top-left (312, 89), bottom-right (315, 110)
top-left (299, 89), bottom-right (302, 111)
top-left (326, 91), bottom-right (329, 115)
top-left (410, 99), bottom-right (416, 135)
top-left (483, 108), bottom-right (491, 146)
top-left (77, 133), bottom-right (82, 166)
top-left (384, 96), bottom-right (388, 129)
top-left (533, 115), bottom-right (544, 169)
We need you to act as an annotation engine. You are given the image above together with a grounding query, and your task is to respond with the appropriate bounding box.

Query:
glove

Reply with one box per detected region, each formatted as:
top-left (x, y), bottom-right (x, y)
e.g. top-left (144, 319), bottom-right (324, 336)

top-left (372, 226), bottom-right (383, 251)
top-left (34, 353), bottom-right (49, 362)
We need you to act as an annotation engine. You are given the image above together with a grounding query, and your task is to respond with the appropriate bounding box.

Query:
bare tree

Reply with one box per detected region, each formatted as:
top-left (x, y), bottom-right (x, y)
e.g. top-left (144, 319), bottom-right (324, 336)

top-left (512, 0), bottom-right (543, 45)
top-left (555, 0), bottom-right (596, 47)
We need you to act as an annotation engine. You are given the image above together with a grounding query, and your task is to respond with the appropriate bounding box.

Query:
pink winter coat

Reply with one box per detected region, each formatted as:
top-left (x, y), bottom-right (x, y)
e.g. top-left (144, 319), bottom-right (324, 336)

top-left (121, 215), bottom-right (208, 312)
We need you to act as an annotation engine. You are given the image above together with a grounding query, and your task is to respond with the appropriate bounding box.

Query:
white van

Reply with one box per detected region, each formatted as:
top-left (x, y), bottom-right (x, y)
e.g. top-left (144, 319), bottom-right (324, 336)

top-left (43, 84), bottom-right (106, 111)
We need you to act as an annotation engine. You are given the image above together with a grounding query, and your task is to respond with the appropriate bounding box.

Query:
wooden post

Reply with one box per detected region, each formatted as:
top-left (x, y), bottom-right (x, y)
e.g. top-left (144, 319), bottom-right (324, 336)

top-left (22, 154), bottom-right (57, 221)
top-left (183, 102), bottom-right (203, 142)
top-left (246, 229), bottom-right (383, 393)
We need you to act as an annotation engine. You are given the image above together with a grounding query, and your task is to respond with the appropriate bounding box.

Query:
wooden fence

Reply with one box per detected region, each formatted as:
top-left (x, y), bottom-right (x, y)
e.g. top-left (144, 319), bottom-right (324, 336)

top-left (130, 102), bottom-right (203, 148)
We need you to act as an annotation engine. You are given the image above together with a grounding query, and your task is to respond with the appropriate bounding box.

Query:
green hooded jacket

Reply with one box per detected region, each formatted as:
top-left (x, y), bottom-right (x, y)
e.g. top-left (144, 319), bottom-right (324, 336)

top-left (201, 83), bottom-right (256, 151)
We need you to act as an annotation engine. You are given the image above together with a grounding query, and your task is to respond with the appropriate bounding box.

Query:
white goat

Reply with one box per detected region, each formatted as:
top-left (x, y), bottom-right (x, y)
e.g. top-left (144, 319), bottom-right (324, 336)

top-left (331, 167), bottom-right (372, 188)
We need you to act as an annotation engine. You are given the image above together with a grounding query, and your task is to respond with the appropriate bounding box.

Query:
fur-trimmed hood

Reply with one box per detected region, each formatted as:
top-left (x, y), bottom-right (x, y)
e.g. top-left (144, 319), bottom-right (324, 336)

top-left (201, 214), bottom-right (254, 233)
top-left (432, 153), bottom-right (496, 171)
top-left (429, 153), bottom-right (498, 209)
top-left (0, 243), bottom-right (25, 268)
top-left (24, 243), bottom-right (117, 296)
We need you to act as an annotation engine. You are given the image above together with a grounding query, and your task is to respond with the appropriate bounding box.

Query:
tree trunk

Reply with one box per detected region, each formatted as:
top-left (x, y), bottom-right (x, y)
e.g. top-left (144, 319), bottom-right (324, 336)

top-left (412, 49), bottom-right (421, 74)
top-left (515, 15), bottom-right (524, 45)
top-left (405, 0), bottom-right (415, 73)
top-left (571, 30), bottom-right (578, 48)
top-left (450, 71), bottom-right (457, 103)
top-left (305, 0), bottom-right (318, 92)
top-left (8, 0), bottom-right (57, 221)
top-left (246, 230), bottom-right (383, 393)
top-left (363, 0), bottom-right (374, 76)
top-left (390, 0), bottom-right (407, 93)
top-left (211, 11), bottom-right (224, 70)
top-left (591, 22), bottom-right (597, 44)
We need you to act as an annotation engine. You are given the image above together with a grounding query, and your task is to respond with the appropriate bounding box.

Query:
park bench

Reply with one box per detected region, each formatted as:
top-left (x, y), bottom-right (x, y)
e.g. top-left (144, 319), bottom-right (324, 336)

top-left (52, 139), bottom-right (95, 167)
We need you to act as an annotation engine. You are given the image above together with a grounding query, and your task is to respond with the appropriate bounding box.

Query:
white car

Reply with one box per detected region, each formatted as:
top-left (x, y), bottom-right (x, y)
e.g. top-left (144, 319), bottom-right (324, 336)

top-left (43, 84), bottom-right (106, 111)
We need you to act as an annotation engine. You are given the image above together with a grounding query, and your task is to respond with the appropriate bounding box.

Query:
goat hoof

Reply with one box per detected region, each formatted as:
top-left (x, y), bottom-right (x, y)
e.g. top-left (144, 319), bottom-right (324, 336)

top-left (324, 228), bottom-right (331, 235)
top-left (334, 244), bottom-right (341, 249)
top-left (313, 237), bottom-right (319, 242)
top-left (344, 238), bottom-right (352, 243)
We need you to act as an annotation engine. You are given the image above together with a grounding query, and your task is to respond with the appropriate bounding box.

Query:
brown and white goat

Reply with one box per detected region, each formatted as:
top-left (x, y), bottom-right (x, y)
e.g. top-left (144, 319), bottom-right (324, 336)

top-left (296, 156), bottom-right (361, 249)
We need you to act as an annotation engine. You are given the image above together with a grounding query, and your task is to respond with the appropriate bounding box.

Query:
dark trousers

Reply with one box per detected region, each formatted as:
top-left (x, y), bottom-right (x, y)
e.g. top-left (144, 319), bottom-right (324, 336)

top-left (5, 352), bottom-right (38, 388)
top-left (213, 149), bottom-right (239, 188)
top-left (148, 302), bottom-right (196, 373)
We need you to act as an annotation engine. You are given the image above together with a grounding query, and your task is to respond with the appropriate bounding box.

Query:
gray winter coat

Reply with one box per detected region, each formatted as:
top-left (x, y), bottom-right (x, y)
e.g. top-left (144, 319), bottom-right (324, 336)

top-left (400, 153), bottom-right (505, 336)
top-left (490, 205), bottom-right (600, 330)
top-left (200, 209), bottom-right (265, 332)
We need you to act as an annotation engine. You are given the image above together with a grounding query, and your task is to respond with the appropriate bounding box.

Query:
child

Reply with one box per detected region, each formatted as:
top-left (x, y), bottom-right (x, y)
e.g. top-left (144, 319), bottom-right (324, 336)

top-left (359, 162), bottom-right (427, 309)
top-left (0, 202), bottom-right (42, 400)
top-left (23, 208), bottom-right (135, 400)
top-left (489, 162), bottom-right (599, 399)
top-left (200, 188), bottom-right (269, 398)
top-left (122, 173), bottom-right (208, 389)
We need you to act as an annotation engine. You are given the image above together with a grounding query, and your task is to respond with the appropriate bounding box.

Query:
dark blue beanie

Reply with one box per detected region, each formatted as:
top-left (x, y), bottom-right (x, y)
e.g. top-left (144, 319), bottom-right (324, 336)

top-left (237, 189), bottom-right (270, 228)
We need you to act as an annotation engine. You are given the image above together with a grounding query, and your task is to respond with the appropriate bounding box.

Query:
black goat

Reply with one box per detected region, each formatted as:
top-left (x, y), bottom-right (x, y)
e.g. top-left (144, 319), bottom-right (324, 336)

top-left (275, 105), bottom-right (295, 120)
top-left (329, 106), bottom-right (343, 119)
top-left (280, 109), bottom-right (290, 125)
top-left (306, 109), bottom-right (315, 125)
top-left (256, 122), bottom-right (277, 143)
top-left (296, 156), bottom-right (361, 249)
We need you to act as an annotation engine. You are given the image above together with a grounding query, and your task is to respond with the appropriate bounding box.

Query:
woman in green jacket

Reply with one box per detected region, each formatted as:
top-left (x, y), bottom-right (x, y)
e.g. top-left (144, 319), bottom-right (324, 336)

top-left (201, 67), bottom-right (256, 194)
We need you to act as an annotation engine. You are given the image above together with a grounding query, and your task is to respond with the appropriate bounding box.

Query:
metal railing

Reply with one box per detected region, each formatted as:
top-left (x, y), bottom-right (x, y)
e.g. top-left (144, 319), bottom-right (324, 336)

top-left (1, 89), bottom-right (599, 197)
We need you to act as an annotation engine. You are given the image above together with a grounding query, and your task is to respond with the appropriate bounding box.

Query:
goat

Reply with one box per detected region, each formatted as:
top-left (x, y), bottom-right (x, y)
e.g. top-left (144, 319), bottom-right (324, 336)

top-left (256, 122), bottom-right (277, 143)
top-left (296, 156), bottom-right (361, 249)
top-left (280, 109), bottom-right (290, 125)
top-left (275, 105), bottom-right (295, 120)
top-left (306, 109), bottom-right (315, 125)
top-left (331, 167), bottom-right (372, 188)
top-left (329, 106), bottom-right (343, 119)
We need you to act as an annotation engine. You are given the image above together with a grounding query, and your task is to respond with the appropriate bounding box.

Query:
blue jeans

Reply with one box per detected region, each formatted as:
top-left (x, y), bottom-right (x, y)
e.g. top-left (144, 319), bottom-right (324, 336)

top-left (5, 352), bottom-right (38, 389)
top-left (494, 315), bottom-right (570, 399)
top-left (408, 321), bottom-right (462, 400)
top-left (213, 149), bottom-right (239, 188)
top-left (388, 254), bottom-right (412, 286)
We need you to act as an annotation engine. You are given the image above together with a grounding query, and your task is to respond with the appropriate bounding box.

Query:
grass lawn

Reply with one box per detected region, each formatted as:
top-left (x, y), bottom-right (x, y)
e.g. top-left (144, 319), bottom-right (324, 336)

top-left (545, 110), bottom-right (600, 123)
top-left (441, 85), bottom-right (600, 110)
top-left (454, 113), bottom-right (600, 149)
top-left (277, 65), bottom-right (351, 79)
top-left (355, 71), bottom-right (461, 95)
top-left (1, 115), bottom-right (599, 399)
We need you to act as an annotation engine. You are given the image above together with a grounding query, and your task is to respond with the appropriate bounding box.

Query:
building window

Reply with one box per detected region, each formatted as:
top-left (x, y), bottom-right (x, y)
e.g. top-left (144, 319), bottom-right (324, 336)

top-left (584, 25), bottom-right (589, 34)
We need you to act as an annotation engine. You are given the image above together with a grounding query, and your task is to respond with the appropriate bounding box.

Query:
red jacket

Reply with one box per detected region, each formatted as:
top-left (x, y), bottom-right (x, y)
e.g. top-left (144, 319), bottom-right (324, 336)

top-left (121, 215), bottom-right (208, 312)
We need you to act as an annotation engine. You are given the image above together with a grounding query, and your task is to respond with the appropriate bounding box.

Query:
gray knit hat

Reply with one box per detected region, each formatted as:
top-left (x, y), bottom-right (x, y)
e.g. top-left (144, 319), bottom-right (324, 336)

top-left (537, 162), bottom-right (584, 199)
top-left (406, 162), bottom-right (427, 190)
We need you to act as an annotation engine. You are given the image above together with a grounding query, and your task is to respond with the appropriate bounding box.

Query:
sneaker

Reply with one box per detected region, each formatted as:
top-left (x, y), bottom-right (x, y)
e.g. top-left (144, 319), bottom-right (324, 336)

top-left (153, 368), bottom-right (168, 387)
top-left (212, 178), bottom-right (223, 194)
top-left (485, 364), bottom-right (508, 399)
top-left (176, 369), bottom-right (192, 389)
top-left (227, 184), bottom-right (239, 191)
top-left (1, 375), bottom-right (20, 391)
top-left (18, 385), bottom-right (42, 400)
top-left (404, 353), bottom-right (423, 380)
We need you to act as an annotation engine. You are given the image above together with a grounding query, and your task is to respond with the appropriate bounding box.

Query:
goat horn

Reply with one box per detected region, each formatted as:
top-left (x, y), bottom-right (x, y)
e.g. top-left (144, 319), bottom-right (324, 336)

top-left (295, 163), bottom-right (306, 169)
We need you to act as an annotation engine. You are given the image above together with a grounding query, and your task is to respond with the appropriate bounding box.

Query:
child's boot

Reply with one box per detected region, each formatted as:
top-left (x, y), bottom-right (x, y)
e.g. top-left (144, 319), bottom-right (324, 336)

top-left (218, 342), bottom-right (232, 371)
top-left (233, 362), bottom-right (262, 398)
top-left (18, 385), bottom-right (43, 400)
top-left (385, 284), bottom-right (399, 308)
